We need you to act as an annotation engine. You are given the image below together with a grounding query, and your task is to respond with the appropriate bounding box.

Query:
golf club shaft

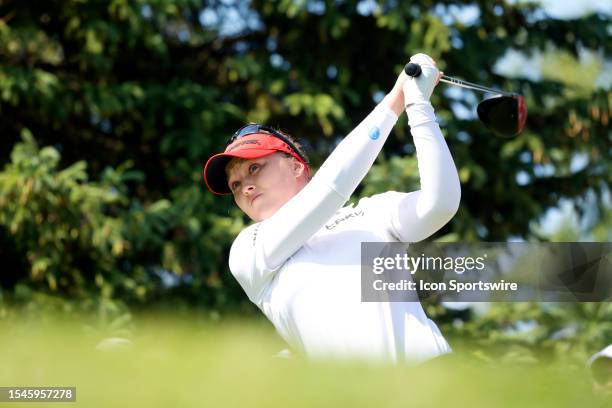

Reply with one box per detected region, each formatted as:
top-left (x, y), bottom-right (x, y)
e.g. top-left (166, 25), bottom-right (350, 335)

top-left (440, 75), bottom-right (512, 96)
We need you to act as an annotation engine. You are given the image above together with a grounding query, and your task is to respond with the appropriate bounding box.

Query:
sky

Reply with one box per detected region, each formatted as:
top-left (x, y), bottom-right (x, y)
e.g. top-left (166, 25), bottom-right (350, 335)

top-left (200, 1), bottom-right (611, 39)
top-left (535, 0), bottom-right (611, 19)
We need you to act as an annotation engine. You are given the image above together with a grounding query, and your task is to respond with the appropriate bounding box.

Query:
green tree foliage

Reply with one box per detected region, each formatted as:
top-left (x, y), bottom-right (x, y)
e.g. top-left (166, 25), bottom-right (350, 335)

top-left (0, 0), bottom-right (609, 327)
top-left (443, 302), bottom-right (612, 363)
top-left (0, 130), bottom-right (251, 314)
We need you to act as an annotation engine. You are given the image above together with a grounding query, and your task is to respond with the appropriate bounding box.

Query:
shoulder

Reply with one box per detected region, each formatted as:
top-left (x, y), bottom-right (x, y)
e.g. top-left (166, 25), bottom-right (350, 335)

top-left (355, 191), bottom-right (406, 209)
top-left (353, 192), bottom-right (411, 241)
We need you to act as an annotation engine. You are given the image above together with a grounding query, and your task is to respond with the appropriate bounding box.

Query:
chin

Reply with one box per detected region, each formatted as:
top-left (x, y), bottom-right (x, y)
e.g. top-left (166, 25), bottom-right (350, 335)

top-left (250, 199), bottom-right (287, 222)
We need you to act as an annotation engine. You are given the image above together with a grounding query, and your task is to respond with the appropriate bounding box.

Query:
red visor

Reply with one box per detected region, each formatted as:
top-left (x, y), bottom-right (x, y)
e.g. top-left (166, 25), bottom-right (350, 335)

top-left (203, 133), bottom-right (310, 195)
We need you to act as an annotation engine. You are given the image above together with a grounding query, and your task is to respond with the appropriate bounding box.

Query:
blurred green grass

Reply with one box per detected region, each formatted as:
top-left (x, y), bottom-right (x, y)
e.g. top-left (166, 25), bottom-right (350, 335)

top-left (0, 314), bottom-right (609, 408)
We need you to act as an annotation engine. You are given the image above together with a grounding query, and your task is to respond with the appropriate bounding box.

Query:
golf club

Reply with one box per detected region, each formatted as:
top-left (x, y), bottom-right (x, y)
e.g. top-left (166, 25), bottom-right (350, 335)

top-left (404, 63), bottom-right (527, 137)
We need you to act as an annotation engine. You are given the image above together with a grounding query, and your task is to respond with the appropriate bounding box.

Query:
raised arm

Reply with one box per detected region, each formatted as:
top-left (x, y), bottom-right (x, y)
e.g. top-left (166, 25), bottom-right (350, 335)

top-left (389, 53), bottom-right (461, 242)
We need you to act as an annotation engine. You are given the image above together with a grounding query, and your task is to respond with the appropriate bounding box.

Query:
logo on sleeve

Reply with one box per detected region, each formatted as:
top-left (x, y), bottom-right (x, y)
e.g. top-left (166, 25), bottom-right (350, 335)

top-left (325, 208), bottom-right (364, 230)
top-left (368, 126), bottom-right (380, 140)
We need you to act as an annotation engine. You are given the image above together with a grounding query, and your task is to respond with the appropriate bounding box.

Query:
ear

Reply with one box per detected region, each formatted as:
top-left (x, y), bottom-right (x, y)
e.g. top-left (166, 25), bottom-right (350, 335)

top-left (291, 158), bottom-right (307, 178)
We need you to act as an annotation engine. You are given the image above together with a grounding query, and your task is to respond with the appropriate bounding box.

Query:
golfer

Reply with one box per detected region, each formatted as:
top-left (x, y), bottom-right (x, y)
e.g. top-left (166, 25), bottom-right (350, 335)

top-left (204, 53), bottom-right (461, 363)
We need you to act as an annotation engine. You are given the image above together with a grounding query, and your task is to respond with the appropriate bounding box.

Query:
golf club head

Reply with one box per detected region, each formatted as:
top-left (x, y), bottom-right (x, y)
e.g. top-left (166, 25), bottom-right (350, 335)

top-left (477, 94), bottom-right (527, 137)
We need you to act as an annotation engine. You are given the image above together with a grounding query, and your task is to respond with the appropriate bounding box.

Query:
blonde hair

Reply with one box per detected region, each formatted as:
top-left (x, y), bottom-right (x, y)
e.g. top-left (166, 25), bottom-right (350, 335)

top-left (273, 129), bottom-right (309, 164)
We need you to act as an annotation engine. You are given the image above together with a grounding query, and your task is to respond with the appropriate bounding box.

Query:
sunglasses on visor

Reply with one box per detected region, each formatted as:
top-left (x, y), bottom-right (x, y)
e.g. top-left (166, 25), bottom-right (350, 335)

top-left (227, 124), bottom-right (309, 164)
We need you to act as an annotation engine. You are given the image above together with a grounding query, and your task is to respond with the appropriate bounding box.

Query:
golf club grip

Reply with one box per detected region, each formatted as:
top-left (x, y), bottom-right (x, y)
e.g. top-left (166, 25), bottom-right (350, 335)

top-left (404, 62), bottom-right (421, 77)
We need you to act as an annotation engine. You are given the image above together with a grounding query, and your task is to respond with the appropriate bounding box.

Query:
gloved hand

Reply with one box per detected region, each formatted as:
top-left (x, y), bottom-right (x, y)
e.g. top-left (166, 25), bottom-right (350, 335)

top-left (403, 53), bottom-right (440, 107)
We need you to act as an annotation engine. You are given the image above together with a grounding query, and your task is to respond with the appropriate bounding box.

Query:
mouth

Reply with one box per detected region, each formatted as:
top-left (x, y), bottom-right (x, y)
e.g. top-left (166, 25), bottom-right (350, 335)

top-left (250, 193), bottom-right (262, 205)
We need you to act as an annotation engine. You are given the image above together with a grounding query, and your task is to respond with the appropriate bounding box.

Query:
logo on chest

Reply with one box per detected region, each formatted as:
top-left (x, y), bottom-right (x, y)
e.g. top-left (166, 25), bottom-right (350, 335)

top-left (325, 208), bottom-right (365, 230)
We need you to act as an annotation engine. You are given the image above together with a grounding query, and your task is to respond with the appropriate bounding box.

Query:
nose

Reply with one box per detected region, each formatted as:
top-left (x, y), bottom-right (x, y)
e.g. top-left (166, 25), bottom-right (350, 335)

top-left (242, 184), bottom-right (255, 196)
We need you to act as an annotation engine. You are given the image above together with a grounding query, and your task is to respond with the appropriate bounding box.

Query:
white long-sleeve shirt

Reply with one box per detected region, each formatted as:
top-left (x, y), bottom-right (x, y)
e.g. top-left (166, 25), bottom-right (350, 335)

top-left (229, 101), bottom-right (461, 363)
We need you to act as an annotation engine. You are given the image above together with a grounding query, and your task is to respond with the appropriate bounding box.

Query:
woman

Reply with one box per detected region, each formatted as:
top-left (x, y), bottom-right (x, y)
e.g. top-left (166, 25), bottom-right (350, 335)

top-left (204, 53), bottom-right (461, 363)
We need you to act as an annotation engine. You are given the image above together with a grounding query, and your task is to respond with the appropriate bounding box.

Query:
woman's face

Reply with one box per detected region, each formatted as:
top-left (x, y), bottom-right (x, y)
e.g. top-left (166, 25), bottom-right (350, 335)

top-left (226, 152), bottom-right (308, 222)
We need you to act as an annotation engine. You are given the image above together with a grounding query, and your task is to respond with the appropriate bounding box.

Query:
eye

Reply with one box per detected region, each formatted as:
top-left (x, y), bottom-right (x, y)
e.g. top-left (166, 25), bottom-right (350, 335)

top-left (230, 180), bottom-right (240, 192)
top-left (249, 163), bottom-right (259, 173)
